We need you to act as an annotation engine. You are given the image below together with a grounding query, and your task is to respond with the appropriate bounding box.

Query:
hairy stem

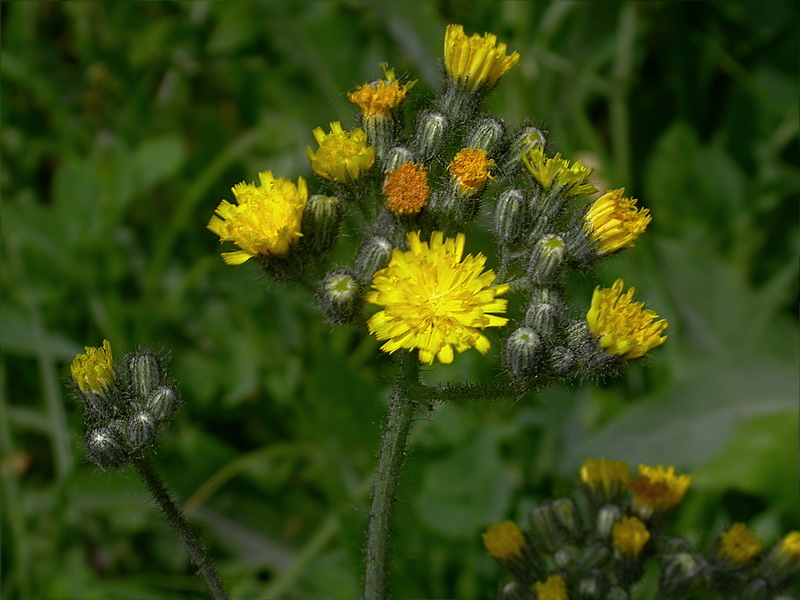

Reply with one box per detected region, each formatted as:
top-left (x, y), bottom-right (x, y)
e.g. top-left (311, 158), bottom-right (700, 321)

top-left (363, 353), bottom-right (419, 600)
top-left (133, 458), bottom-right (229, 600)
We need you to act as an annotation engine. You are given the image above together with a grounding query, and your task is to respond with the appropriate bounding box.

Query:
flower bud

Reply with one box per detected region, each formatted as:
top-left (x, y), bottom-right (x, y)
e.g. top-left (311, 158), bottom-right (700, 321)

top-left (658, 541), bottom-right (704, 598)
top-left (414, 111), bottom-right (448, 161)
top-left (524, 302), bottom-right (558, 338)
top-left (466, 116), bottom-right (505, 153)
top-left (319, 270), bottom-right (362, 325)
top-left (493, 189), bottom-right (526, 244)
top-left (127, 353), bottom-right (160, 402)
top-left (529, 235), bottom-right (566, 284)
top-left (554, 547), bottom-right (576, 569)
top-left (384, 146), bottom-right (415, 172)
top-left (548, 346), bottom-right (576, 379)
top-left (500, 126), bottom-right (546, 174)
top-left (301, 195), bottom-right (343, 255)
top-left (552, 498), bottom-right (581, 540)
top-left (500, 581), bottom-right (530, 600)
top-left (596, 504), bottom-right (622, 539)
top-left (355, 236), bottom-right (394, 283)
top-left (86, 426), bottom-right (127, 469)
top-left (530, 504), bottom-right (566, 554)
top-left (605, 586), bottom-right (629, 600)
top-left (427, 188), bottom-right (480, 228)
top-left (146, 385), bottom-right (178, 423)
top-left (126, 411), bottom-right (157, 451)
top-left (576, 571), bottom-right (607, 600)
top-left (578, 543), bottom-right (612, 571)
top-left (505, 327), bottom-right (543, 380)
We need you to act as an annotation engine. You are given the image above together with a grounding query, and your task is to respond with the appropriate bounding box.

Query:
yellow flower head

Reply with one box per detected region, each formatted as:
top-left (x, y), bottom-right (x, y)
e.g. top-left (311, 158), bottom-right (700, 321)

top-left (581, 457), bottom-right (631, 498)
top-left (71, 340), bottom-right (114, 397)
top-left (208, 171), bottom-right (307, 265)
top-left (443, 24), bottom-right (520, 91)
top-left (348, 66), bottom-right (414, 119)
top-left (306, 121), bottom-right (375, 183)
top-left (447, 147), bottom-right (495, 195)
top-left (719, 523), bottom-right (762, 564)
top-left (384, 162), bottom-right (431, 215)
top-left (521, 147), bottom-right (597, 196)
top-left (585, 188), bottom-right (652, 254)
top-left (629, 464), bottom-right (691, 517)
top-left (366, 231), bottom-right (509, 365)
top-left (534, 574), bottom-right (568, 600)
top-left (613, 516), bottom-right (650, 558)
top-left (778, 531), bottom-right (800, 564)
top-left (483, 520), bottom-right (526, 561)
top-left (586, 279), bottom-right (668, 359)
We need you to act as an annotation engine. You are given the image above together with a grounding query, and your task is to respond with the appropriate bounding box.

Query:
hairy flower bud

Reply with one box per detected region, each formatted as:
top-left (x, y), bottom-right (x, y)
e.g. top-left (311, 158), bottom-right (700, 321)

top-left (127, 353), bottom-right (160, 402)
top-left (500, 126), bottom-right (546, 174)
top-left (529, 235), bottom-right (566, 284)
top-left (355, 236), bottom-right (394, 283)
top-left (505, 327), bottom-right (543, 380)
top-left (146, 385), bottom-right (178, 424)
top-left (493, 189), bottom-right (526, 244)
top-left (466, 116), bottom-right (505, 153)
top-left (320, 270), bottom-right (362, 325)
top-left (524, 302), bottom-right (558, 339)
top-left (301, 194), bottom-right (343, 255)
top-left (86, 426), bottom-right (127, 469)
top-left (385, 146), bottom-right (415, 172)
top-left (596, 504), bottom-right (622, 539)
top-left (127, 410), bottom-right (157, 451)
top-left (414, 111), bottom-right (448, 160)
top-left (530, 504), bottom-right (567, 554)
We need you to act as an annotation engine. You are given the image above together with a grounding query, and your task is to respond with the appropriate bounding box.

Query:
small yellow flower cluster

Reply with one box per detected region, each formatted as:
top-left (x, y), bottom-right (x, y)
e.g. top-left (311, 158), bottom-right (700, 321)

top-left (580, 457), bottom-right (631, 499)
top-left (585, 188), bottom-right (651, 255)
top-left (482, 520), bottom-right (526, 561)
top-left (719, 523), bottom-right (763, 564)
top-left (521, 147), bottom-right (597, 196)
top-left (383, 162), bottom-right (430, 216)
top-left (443, 24), bottom-right (520, 91)
top-left (348, 78), bottom-right (413, 119)
top-left (70, 340), bottom-right (114, 397)
top-left (612, 516), bottom-right (650, 558)
top-left (306, 122), bottom-right (375, 183)
top-left (629, 464), bottom-right (692, 517)
top-left (534, 574), bottom-right (568, 600)
top-left (447, 147), bottom-right (495, 195)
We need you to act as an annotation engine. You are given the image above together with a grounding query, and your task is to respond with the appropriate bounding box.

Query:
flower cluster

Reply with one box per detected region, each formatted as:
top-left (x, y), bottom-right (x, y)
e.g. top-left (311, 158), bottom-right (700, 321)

top-left (204, 24), bottom-right (668, 378)
top-left (484, 458), bottom-right (800, 600)
top-left (70, 341), bottom-right (179, 469)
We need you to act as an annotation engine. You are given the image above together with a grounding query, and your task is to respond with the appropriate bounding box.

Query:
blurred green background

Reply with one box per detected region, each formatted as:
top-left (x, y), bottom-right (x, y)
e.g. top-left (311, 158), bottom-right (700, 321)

top-left (2, 1), bottom-right (798, 598)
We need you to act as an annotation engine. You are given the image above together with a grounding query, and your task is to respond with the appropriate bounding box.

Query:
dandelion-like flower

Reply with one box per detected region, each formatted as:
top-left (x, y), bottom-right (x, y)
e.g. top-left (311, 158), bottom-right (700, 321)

top-left (778, 531), bottom-right (800, 565)
top-left (448, 147), bottom-right (495, 195)
top-left (719, 523), bottom-right (762, 564)
top-left (443, 24), bottom-right (520, 91)
top-left (366, 231), bottom-right (509, 365)
top-left (306, 121), bottom-right (375, 183)
top-left (521, 147), bottom-right (597, 196)
top-left (613, 516), bottom-right (650, 558)
top-left (71, 340), bottom-right (115, 397)
top-left (348, 65), bottom-right (414, 118)
top-left (586, 279), bottom-right (668, 359)
top-left (384, 162), bottom-right (431, 215)
top-left (581, 457), bottom-right (631, 499)
top-left (207, 171), bottom-right (307, 265)
top-left (483, 520), bottom-right (525, 561)
top-left (629, 464), bottom-right (691, 517)
top-left (534, 574), bottom-right (568, 600)
top-left (585, 188), bottom-right (652, 254)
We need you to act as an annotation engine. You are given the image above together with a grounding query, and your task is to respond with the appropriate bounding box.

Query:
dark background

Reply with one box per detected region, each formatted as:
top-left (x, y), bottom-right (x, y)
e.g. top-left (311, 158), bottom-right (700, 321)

top-left (2, 1), bottom-right (798, 598)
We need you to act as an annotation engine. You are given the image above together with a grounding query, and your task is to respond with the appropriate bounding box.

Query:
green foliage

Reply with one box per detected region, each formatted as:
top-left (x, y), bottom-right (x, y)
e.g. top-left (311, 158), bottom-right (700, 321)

top-left (2, 1), bottom-right (797, 598)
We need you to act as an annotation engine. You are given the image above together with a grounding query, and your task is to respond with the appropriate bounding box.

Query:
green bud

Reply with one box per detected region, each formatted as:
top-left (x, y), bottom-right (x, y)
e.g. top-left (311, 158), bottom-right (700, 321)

top-left (126, 411), bottom-right (157, 451)
top-left (362, 113), bottom-right (394, 161)
top-left (659, 543), bottom-right (703, 598)
top-left (466, 116), bottom-right (505, 153)
top-left (437, 82), bottom-right (478, 122)
top-left (504, 327), bottom-right (543, 380)
top-left (414, 111), bottom-right (448, 161)
top-left (605, 586), bottom-right (629, 600)
top-left (427, 188), bottom-right (480, 228)
top-left (554, 546), bottom-right (576, 569)
top-left (86, 426), bottom-right (127, 470)
top-left (493, 189), bottom-right (526, 244)
top-left (578, 543), bottom-right (612, 571)
top-left (548, 346), bottom-right (577, 379)
top-left (127, 353), bottom-right (160, 402)
top-left (355, 236), bottom-right (394, 284)
top-left (500, 126), bottom-right (546, 174)
top-left (552, 498), bottom-right (581, 540)
top-left (301, 195), bottom-right (343, 255)
top-left (82, 391), bottom-right (111, 425)
top-left (576, 571), bottom-right (607, 600)
top-left (499, 581), bottom-right (530, 600)
top-left (385, 146), bottom-right (414, 172)
top-left (524, 302), bottom-right (558, 338)
top-left (319, 270), bottom-right (362, 325)
top-left (529, 235), bottom-right (566, 284)
top-left (146, 385), bottom-right (178, 423)
top-left (530, 504), bottom-right (566, 554)
top-left (596, 504), bottom-right (621, 539)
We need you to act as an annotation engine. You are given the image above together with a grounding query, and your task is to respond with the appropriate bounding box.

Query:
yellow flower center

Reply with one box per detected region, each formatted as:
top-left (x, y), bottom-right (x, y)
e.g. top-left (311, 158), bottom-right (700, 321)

top-left (384, 162), bottom-right (431, 215)
top-left (629, 464), bottom-right (691, 517)
top-left (719, 523), bottom-right (762, 564)
top-left (447, 147), bottom-right (495, 194)
top-left (581, 457), bottom-right (631, 497)
top-left (443, 24), bottom-right (520, 91)
top-left (483, 520), bottom-right (525, 561)
top-left (534, 574), bottom-right (569, 600)
top-left (521, 147), bottom-right (597, 196)
top-left (585, 188), bottom-right (652, 254)
top-left (612, 516), bottom-right (650, 558)
top-left (71, 340), bottom-right (114, 397)
top-left (306, 121), bottom-right (375, 183)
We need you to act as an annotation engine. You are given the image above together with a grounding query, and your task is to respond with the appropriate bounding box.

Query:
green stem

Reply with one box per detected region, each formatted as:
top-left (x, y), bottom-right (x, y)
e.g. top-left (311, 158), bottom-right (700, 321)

top-left (133, 458), bottom-right (229, 600)
top-left (363, 353), bottom-right (419, 600)
top-left (407, 381), bottom-right (525, 403)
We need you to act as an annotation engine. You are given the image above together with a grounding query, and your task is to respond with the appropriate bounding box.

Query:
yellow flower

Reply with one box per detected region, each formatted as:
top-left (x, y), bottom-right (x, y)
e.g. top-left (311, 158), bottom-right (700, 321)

top-left (534, 574), bottom-right (568, 600)
top-left (629, 464), bottom-right (691, 517)
top-left (207, 171), bottom-right (307, 265)
top-left (586, 279), bottom-right (668, 359)
top-left (71, 340), bottom-right (114, 397)
top-left (719, 523), bottom-right (762, 564)
top-left (447, 148), bottom-right (495, 194)
top-left (613, 516), bottom-right (650, 558)
top-left (580, 457), bottom-right (631, 498)
top-left (306, 121), bottom-right (375, 183)
top-left (585, 188), bottom-right (651, 254)
top-left (443, 24), bottom-right (520, 91)
top-left (348, 66), bottom-right (414, 118)
top-left (366, 231), bottom-right (509, 365)
top-left (521, 147), bottom-right (597, 196)
top-left (778, 531), bottom-right (800, 565)
top-left (384, 162), bottom-right (431, 215)
top-left (483, 520), bottom-right (526, 561)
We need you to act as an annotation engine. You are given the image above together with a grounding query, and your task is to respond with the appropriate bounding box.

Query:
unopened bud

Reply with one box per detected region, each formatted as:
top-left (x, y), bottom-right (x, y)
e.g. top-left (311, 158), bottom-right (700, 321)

top-left (548, 346), bottom-right (576, 379)
top-left (301, 195), bottom-right (342, 255)
top-left (414, 111), bottom-right (448, 160)
top-left (355, 236), bottom-right (394, 283)
top-left (659, 542), bottom-right (703, 597)
top-left (576, 571), bottom-right (607, 599)
top-left (320, 270), bottom-right (362, 325)
top-left (504, 327), bottom-right (543, 380)
top-left (126, 411), bottom-right (157, 451)
top-left (86, 427), bottom-right (127, 469)
top-left (596, 504), bottom-right (621, 539)
top-left (127, 353), bottom-right (160, 402)
top-left (427, 188), bottom-right (479, 228)
top-left (552, 498), bottom-right (580, 540)
top-left (362, 113), bottom-right (393, 161)
top-left (493, 189), bottom-right (526, 244)
top-left (524, 302), bottom-right (558, 338)
top-left (501, 126), bottom-right (546, 174)
top-left (500, 581), bottom-right (529, 600)
top-left (530, 504), bottom-right (565, 554)
top-left (605, 587), bottom-right (628, 600)
top-left (146, 385), bottom-right (178, 423)
top-left (578, 543), bottom-right (612, 571)
top-left (529, 235), bottom-right (566, 284)
top-left (554, 547), bottom-right (576, 569)
top-left (466, 116), bottom-right (505, 153)
top-left (384, 146), bottom-right (414, 172)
